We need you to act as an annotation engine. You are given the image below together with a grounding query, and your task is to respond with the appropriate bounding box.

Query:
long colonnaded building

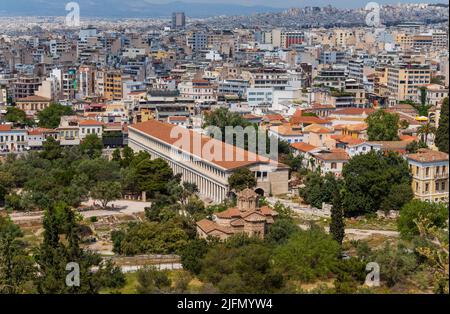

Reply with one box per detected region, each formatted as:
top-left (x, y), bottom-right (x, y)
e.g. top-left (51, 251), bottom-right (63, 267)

top-left (128, 120), bottom-right (289, 203)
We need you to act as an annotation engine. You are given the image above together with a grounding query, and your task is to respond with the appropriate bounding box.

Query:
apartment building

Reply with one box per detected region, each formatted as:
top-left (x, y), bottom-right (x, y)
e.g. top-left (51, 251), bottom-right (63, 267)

top-left (0, 124), bottom-right (28, 152)
top-left (249, 68), bottom-right (289, 91)
top-left (16, 95), bottom-right (51, 116)
top-left (0, 84), bottom-right (7, 104)
top-left (97, 70), bottom-right (123, 101)
top-left (416, 84), bottom-right (448, 107)
top-left (315, 67), bottom-right (347, 90)
top-left (407, 149), bottom-right (449, 203)
top-left (186, 31), bottom-right (208, 53)
top-left (128, 120), bottom-right (289, 203)
top-left (171, 12), bottom-right (186, 30)
top-left (271, 29), bottom-right (304, 48)
top-left (13, 76), bottom-right (42, 100)
top-left (178, 79), bottom-right (216, 103)
top-left (387, 63), bottom-right (431, 105)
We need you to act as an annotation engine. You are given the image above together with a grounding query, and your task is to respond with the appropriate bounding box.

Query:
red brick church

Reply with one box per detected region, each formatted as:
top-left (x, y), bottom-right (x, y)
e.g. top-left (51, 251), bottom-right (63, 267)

top-left (196, 188), bottom-right (278, 240)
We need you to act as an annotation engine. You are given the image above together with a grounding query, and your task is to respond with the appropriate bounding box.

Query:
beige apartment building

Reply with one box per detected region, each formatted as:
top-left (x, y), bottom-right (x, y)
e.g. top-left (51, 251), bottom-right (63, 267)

top-left (96, 70), bottom-right (123, 101)
top-left (387, 64), bottom-right (431, 105)
top-left (128, 120), bottom-right (289, 203)
top-left (406, 149), bottom-right (449, 203)
top-left (16, 95), bottom-right (51, 116)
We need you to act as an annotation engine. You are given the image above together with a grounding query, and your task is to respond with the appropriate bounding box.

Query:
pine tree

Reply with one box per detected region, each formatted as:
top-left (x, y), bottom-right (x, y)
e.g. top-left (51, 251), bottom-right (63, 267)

top-left (330, 191), bottom-right (345, 246)
top-left (436, 98), bottom-right (449, 153)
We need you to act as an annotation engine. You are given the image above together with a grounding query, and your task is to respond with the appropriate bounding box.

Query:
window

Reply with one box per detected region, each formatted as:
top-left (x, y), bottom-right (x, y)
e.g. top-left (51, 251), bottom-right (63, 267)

top-left (331, 162), bottom-right (337, 169)
top-left (436, 182), bottom-right (440, 191)
top-left (425, 183), bottom-right (429, 192)
top-left (426, 167), bottom-right (430, 176)
top-left (442, 181), bottom-right (446, 190)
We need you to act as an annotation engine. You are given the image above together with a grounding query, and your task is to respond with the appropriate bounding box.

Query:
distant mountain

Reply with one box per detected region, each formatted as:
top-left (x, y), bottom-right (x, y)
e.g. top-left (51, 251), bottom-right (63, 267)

top-left (0, 0), bottom-right (283, 18)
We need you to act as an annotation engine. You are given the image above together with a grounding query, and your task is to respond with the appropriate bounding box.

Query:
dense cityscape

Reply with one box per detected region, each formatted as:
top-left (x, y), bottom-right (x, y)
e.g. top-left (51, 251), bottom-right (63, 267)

top-left (0, 1), bottom-right (449, 297)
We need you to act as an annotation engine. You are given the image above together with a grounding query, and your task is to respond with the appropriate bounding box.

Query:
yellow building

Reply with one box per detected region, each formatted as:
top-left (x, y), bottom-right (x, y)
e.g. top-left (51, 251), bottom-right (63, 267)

top-left (406, 149), bottom-right (449, 203)
top-left (98, 70), bottom-right (123, 101)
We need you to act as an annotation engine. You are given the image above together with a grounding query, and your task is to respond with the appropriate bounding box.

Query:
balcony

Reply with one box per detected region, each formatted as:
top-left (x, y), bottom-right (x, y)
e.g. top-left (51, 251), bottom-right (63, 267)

top-left (435, 173), bottom-right (449, 179)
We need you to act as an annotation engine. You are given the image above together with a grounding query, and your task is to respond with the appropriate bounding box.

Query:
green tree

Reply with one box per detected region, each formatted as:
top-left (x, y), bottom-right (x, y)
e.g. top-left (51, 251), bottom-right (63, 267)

top-left (91, 181), bottom-right (122, 208)
top-left (372, 243), bottom-right (417, 288)
top-left (366, 110), bottom-right (400, 141)
top-left (113, 220), bottom-right (189, 255)
top-left (342, 151), bottom-right (412, 216)
top-left (435, 97), bottom-right (449, 153)
top-left (333, 258), bottom-right (366, 294)
top-left (180, 238), bottom-right (209, 275)
top-left (273, 225), bottom-right (340, 282)
top-left (299, 172), bottom-right (341, 209)
top-left (41, 137), bottom-right (62, 160)
top-left (417, 121), bottom-right (436, 144)
top-left (37, 103), bottom-right (74, 128)
top-left (121, 146), bottom-right (135, 168)
top-left (80, 134), bottom-right (103, 158)
top-left (414, 217), bottom-right (449, 294)
top-left (265, 218), bottom-right (299, 245)
top-left (4, 106), bottom-right (33, 125)
top-left (406, 140), bottom-right (427, 153)
top-left (397, 199), bottom-right (449, 240)
top-left (330, 190), bottom-right (345, 246)
top-left (199, 238), bottom-right (284, 293)
top-left (34, 203), bottom-right (125, 293)
top-left (228, 168), bottom-right (256, 192)
top-left (112, 148), bottom-right (122, 163)
top-left (136, 267), bottom-right (172, 294)
top-left (0, 216), bottom-right (35, 293)
top-left (135, 157), bottom-right (175, 197)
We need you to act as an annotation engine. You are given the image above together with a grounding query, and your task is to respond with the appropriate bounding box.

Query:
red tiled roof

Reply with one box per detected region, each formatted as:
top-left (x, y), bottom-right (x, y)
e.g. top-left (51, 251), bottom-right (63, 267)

top-left (303, 124), bottom-right (333, 134)
top-left (0, 125), bottom-right (12, 131)
top-left (28, 128), bottom-right (52, 135)
top-left (314, 149), bottom-right (350, 161)
top-left (129, 120), bottom-right (287, 171)
top-left (333, 108), bottom-right (375, 115)
top-left (290, 109), bottom-right (330, 125)
top-left (196, 219), bottom-right (234, 234)
top-left (79, 119), bottom-right (104, 126)
top-left (16, 95), bottom-right (51, 102)
top-left (406, 149), bottom-right (449, 163)
top-left (291, 142), bottom-right (318, 153)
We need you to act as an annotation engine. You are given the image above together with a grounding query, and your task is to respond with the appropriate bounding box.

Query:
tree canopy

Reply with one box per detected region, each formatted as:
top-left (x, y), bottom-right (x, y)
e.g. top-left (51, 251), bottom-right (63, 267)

top-left (341, 151), bottom-right (412, 216)
top-left (366, 110), bottom-right (400, 141)
top-left (435, 97), bottom-right (449, 153)
top-left (37, 103), bottom-right (74, 129)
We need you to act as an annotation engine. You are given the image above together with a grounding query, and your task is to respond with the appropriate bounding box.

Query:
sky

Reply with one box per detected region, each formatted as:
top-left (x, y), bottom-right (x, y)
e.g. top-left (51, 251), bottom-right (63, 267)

top-left (146, 0), bottom-right (449, 7)
top-left (5, 0), bottom-right (450, 9)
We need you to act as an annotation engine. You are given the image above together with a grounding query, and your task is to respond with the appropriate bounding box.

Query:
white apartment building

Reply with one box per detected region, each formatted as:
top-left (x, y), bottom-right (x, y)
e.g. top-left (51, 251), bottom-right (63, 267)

top-left (0, 125), bottom-right (28, 152)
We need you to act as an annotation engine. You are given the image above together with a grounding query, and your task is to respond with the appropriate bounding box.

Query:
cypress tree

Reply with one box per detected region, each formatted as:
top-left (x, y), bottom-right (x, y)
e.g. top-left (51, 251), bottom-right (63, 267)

top-left (330, 190), bottom-right (345, 246)
top-left (436, 98), bottom-right (449, 153)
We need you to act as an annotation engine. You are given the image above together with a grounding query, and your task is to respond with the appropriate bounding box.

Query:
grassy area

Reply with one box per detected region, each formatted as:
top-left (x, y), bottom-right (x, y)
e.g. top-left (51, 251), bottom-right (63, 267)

top-left (100, 272), bottom-right (140, 294)
top-left (100, 270), bottom-right (206, 294)
top-left (345, 217), bottom-right (398, 231)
